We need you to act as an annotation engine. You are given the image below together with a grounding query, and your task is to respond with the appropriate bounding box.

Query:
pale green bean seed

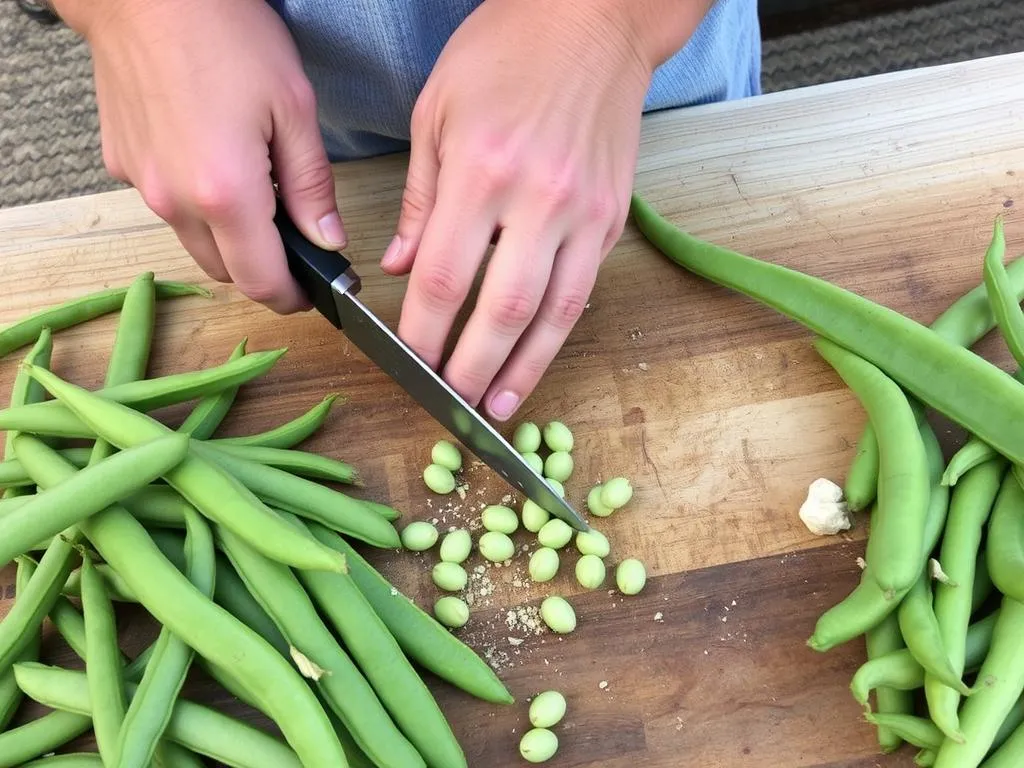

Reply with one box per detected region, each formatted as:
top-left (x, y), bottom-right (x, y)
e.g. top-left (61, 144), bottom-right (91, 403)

top-left (542, 422), bottom-right (573, 453)
top-left (439, 529), bottom-right (472, 563)
top-left (540, 596), bottom-right (576, 634)
top-left (521, 500), bottom-right (550, 533)
top-left (616, 558), bottom-right (647, 595)
top-left (478, 531), bottom-right (515, 563)
top-left (522, 452), bottom-right (544, 474)
top-left (528, 691), bottom-right (567, 728)
top-left (432, 562), bottom-right (468, 592)
top-left (546, 479), bottom-right (565, 498)
top-left (400, 521), bottom-right (439, 551)
top-left (529, 548), bottom-right (560, 583)
top-left (519, 728), bottom-right (558, 763)
top-left (537, 519), bottom-right (573, 549)
top-left (576, 529), bottom-right (610, 558)
top-left (481, 505), bottom-right (518, 534)
top-left (434, 596), bottom-right (469, 629)
top-left (544, 452), bottom-right (573, 483)
top-left (575, 555), bottom-right (606, 590)
top-left (587, 485), bottom-right (613, 517)
top-left (513, 423), bottom-right (542, 454)
top-left (430, 440), bottom-right (462, 472)
top-left (601, 477), bottom-right (633, 509)
top-left (423, 464), bottom-right (456, 494)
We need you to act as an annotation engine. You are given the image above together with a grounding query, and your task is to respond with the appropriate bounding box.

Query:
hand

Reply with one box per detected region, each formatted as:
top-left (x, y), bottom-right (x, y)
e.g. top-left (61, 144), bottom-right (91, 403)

top-left (59, 0), bottom-right (346, 314)
top-left (383, 0), bottom-right (703, 421)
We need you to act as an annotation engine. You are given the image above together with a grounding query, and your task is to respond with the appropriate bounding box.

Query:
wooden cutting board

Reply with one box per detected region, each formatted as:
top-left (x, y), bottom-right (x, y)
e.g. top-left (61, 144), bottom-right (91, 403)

top-left (2, 51), bottom-right (1022, 768)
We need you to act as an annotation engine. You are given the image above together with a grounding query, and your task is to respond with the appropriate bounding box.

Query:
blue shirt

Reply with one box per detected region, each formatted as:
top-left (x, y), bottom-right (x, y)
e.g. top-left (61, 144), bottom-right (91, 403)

top-left (268, 0), bottom-right (761, 162)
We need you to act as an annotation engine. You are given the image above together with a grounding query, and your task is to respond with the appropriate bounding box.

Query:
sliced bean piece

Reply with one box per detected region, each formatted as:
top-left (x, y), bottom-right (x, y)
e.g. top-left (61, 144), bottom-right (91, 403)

top-left (202, 443), bottom-right (359, 485)
top-left (178, 338), bottom-right (248, 440)
top-left (210, 394), bottom-right (341, 449)
top-left (0, 709), bottom-right (93, 768)
top-left (521, 500), bottom-right (550, 532)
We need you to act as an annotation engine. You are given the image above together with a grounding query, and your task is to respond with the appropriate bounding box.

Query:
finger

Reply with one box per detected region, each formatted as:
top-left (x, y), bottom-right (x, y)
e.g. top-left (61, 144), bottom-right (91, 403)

top-left (173, 218), bottom-right (229, 283)
top-left (270, 79), bottom-right (347, 251)
top-left (396, 170), bottom-right (498, 369)
top-left (440, 225), bottom-right (559, 406)
top-left (482, 231), bottom-right (602, 421)
top-left (380, 108), bottom-right (441, 276)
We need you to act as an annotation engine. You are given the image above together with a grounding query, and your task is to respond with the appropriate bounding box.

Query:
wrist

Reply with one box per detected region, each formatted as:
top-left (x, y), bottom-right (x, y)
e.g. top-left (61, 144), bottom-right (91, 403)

top-left (50, 0), bottom-right (160, 38)
top-left (603, 0), bottom-right (714, 69)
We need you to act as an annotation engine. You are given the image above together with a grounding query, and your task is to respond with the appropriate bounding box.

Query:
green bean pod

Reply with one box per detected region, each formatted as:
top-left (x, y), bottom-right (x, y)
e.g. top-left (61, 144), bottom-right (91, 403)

top-left (315, 525), bottom-right (515, 705)
top-left (985, 712), bottom-right (1024, 768)
top-left (987, 469), bottom-right (1024, 603)
top-left (862, 612), bottom-right (913, 751)
top-left (23, 755), bottom-right (105, 767)
top-left (22, 365), bottom-right (348, 574)
top-left (630, 195), bottom-right (1024, 470)
top-left (864, 713), bottom-right (943, 751)
top-left (934, 597), bottom-right (1024, 768)
top-left (0, 709), bottom-right (93, 768)
top-left (215, 524), bottom-right (418, 768)
top-left (943, 371), bottom-right (1024, 487)
top-left (0, 558), bottom-right (42, 732)
top-left (916, 749), bottom-right (936, 767)
top-left (926, 457), bottom-right (1008, 740)
top-left (0, 448), bottom-right (91, 489)
top-left (2, 327), bottom-right (52, 469)
top-left (178, 338), bottom-right (248, 440)
top-left (16, 442), bottom-right (348, 767)
top-left (991, 695), bottom-right (1024, 757)
top-left (81, 553), bottom-right (129, 762)
top-left (0, 276), bottom-right (211, 359)
top-left (211, 393), bottom-right (342, 449)
top-left (844, 424), bottom-right (880, 513)
top-left (13, 663), bottom-right (305, 768)
top-left (63, 563), bottom-right (138, 603)
top-left (284, 512), bottom-right (467, 768)
top-left (203, 442), bottom-right (360, 485)
top-left (114, 506), bottom-right (216, 768)
top-left (154, 742), bottom-right (208, 768)
top-left (983, 216), bottom-right (1024, 367)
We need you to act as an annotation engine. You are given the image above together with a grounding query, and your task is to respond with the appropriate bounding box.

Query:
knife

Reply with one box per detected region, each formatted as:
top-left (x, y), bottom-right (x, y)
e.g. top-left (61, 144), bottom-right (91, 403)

top-left (274, 200), bottom-right (590, 532)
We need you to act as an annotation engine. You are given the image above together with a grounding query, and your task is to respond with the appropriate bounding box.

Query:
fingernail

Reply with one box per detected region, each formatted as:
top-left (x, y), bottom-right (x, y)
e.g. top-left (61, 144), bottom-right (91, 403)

top-left (381, 235), bottom-right (403, 269)
top-left (317, 211), bottom-right (347, 248)
top-left (489, 390), bottom-right (520, 421)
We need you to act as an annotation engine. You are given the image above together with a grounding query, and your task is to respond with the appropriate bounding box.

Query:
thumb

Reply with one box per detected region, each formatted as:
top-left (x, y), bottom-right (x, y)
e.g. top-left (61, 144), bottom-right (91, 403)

top-left (381, 127), bottom-right (439, 276)
top-left (270, 87), bottom-right (347, 251)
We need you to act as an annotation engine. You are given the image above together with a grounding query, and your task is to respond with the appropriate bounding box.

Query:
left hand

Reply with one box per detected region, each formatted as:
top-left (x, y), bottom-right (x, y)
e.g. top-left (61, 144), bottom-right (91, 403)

top-left (380, 0), bottom-right (667, 421)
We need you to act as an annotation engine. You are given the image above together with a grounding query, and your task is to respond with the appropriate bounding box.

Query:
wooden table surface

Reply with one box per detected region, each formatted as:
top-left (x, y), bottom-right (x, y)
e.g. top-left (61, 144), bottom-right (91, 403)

top-left (2, 51), bottom-right (1023, 768)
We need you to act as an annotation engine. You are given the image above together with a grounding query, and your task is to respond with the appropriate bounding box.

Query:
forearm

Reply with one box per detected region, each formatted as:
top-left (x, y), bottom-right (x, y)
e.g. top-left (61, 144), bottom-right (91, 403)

top-left (49, 0), bottom-right (164, 38)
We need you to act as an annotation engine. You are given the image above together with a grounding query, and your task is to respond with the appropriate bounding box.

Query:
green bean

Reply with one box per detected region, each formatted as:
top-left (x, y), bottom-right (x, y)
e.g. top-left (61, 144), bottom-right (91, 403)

top-left (287, 512), bottom-right (467, 768)
top-left (862, 612), bottom-right (913, 752)
top-left (23, 366), bottom-right (348, 574)
top-left (0, 276), bottom-right (211, 359)
top-left (844, 425), bottom-right (881, 512)
top-left (984, 217), bottom-right (1024, 367)
top-left (202, 442), bottom-right (359, 485)
top-left (630, 194), bottom-right (1024, 470)
top-left (0, 448), bottom-right (91, 488)
top-left (991, 695), bottom-right (1024, 757)
top-left (16, 441), bottom-right (348, 766)
top-left (210, 393), bottom-right (342, 449)
top-left (23, 755), bottom-right (105, 767)
top-left (987, 469), bottom-right (1024, 603)
top-left (0, 708), bottom-right (93, 767)
top-left (191, 441), bottom-right (397, 548)
top-left (178, 337), bottom-right (248, 440)
top-left (154, 742), bottom-right (207, 768)
top-left (864, 713), bottom-right (943, 751)
top-left (63, 562), bottom-right (138, 603)
top-left (926, 457), bottom-right (1008, 740)
top-left (985, 712), bottom-right (1024, 767)
top-left (0, 349), bottom-right (287, 439)
top-left (313, 523), bottom-right (515, 705)
top-left (115, 506), bottom-right (215, 768)
top-left (120, 486), bottom-right (192, 528)
top-left (934, 597), bottom-right (1024, 767)
top-left (13, 662), bottom-right (305, 768)
top-left (916, 749), bottom-right (936, 767)
top-left (943, 371), bottom-right (1024, 487)
top-left (1, 433), bottom-right (190, 566)
top-left (0, 558), bottom-right (42, 732)
top-left (80, 552), bottom-right (128, 762)
top-left (3, 327), bottom-right (53, 467)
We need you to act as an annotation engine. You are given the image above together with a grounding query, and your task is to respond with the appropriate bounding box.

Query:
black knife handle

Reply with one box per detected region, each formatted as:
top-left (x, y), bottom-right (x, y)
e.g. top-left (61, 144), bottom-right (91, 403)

top-left (275, 198), bottom-right (352, 328)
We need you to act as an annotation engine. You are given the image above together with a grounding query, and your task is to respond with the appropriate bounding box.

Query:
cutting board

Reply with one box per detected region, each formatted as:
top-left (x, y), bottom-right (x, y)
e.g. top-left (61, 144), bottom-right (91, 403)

top-left (2, 52), bottom-right (1022, 768)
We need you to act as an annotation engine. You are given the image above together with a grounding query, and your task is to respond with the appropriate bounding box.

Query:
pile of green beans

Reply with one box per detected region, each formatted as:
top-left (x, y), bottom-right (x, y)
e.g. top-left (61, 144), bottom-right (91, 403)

top-left (632, 196), bottom-right (1024, 767)
top-left (0, 274), bottom-right (513, 767)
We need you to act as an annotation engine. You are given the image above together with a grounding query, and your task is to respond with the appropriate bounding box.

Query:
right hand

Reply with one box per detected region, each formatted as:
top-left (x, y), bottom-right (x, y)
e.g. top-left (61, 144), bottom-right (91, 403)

top-left (60, 0), bottom-right (346, 314)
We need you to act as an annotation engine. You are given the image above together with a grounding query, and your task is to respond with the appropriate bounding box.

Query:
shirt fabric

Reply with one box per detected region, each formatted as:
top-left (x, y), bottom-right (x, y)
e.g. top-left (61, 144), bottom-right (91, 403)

top-left (267, 0), bottom-right (762, 162)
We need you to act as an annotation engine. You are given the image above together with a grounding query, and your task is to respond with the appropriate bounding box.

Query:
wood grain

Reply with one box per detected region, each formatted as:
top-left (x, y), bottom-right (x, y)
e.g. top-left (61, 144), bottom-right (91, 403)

top-left (2, 51), bottom-right (1023, 766)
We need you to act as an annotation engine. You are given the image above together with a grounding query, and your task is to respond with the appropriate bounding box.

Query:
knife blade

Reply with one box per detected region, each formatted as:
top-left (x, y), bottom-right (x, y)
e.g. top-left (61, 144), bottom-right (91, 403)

top-left (274, 200), bottom-right (590, 532)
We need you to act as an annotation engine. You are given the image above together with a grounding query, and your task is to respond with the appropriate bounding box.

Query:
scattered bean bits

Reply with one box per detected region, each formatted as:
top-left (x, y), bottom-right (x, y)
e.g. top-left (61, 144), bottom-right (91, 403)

top-left (481, 505), bottom-right (519, 534)
top-left (529, 548), bottom-right (560, 583)
top-left (540, 596), bottom-right (576, 634)
top-left (521, 500), bottom-right (550, 533)
top-left (537, 519), bottom-right (573, 549)
top-left (439, 529), bottom-right (472, 563)
top-left (430, 440), bottom-right (462, 472)
top-left (575, 554), bottom-right (606, 590)
top-left (529, 691), bottom-right (567, 728)
top-left (576, 529), bottom-right (610, 558)
top-left (587, 485), bottom-right (613, 517)
top-left (423, 463), bottom-right (456, 495)
top-left (478, 531), bottom-right (515, 563)
top-left (513, 422), bottom-right (542, 454)
top-left (434, 596), bottom-right (470, 629)
top-left (544, 451), bottom-right (574, 483)
top-left (616, 558), bottom-right (647, 595)
top-left (522, 452), bottom-right (544, 475)
top-left (542, 421), bottom-right (574, 453)
top-left (432, 562), bottom-right (469, 592)
top-left (519, 727), bottom-right (559, 763)
top-left (600, 477), bottom-right (633, 510)
top-left (400, 521), bottom-right (439, 552)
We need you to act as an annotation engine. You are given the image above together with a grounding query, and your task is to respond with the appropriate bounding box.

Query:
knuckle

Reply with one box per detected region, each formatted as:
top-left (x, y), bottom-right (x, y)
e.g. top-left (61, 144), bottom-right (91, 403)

top-left (488, 287), bottom-right (540, 332)
top-left (417, 262), bottom-right (467, 309)
top-left (237, 281), bottom-right (282, 307)
top-left (287, 157), bottom-right (335, 201)
top-left (281, 76), bottom-right (318, 119)
top-left (138, 179), bottom-right (178, 223)
top-left (189, 174), bottom-right (246, 222)
top-left (536, 168), bottom-right (578, 212)
top-left (469, 139), bottom-right (517, 193)
top-left (585, 191), bottom-right (618, 226)
top-left (546, 287), bottom-right (589, 329)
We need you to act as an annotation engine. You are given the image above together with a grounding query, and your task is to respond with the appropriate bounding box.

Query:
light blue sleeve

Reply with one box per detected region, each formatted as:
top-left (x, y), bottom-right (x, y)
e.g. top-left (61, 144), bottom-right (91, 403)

top-left (269, 0), bottom-right (761, 162)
